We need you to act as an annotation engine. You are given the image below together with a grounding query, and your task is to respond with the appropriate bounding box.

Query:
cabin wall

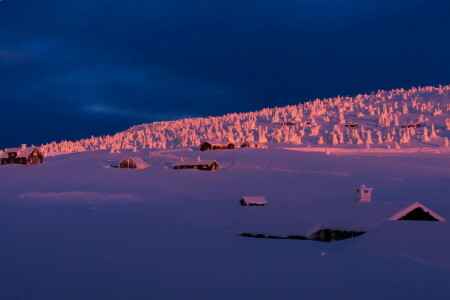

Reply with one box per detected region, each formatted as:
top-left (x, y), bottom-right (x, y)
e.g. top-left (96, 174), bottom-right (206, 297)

top-left (27, 149), bottom-right (44, 164)
top-left (309, 229), bottom-right (365, 242)
top-left (118, 158), bottom-right (137, 169)
top-left (200, 143), bottom-right (212, 151)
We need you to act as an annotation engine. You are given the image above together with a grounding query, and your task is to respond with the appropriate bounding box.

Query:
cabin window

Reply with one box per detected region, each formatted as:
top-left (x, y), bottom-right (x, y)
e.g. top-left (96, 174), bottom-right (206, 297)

top-left (364, 190), bottom-right (369, 193)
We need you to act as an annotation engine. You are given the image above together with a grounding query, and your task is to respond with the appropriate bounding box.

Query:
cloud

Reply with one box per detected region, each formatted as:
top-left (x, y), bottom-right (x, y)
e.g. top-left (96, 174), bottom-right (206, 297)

top-left (84, 104), bottom-right (192, 121)
top-left (0, 49), bottom-right (30, 64)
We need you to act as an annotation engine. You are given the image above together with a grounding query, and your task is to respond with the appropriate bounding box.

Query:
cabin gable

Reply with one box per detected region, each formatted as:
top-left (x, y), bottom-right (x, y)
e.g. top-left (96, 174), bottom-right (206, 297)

top-left (389, 202), bottom-right (446, 222)
top-left (27, 148), bottom-right (44, 164)
top-left (200, 142), bottom-right (212, 151)
top-left (118, 158), bottom-right (137, 169)
top-left (397, 207), bottom-right (440, 221)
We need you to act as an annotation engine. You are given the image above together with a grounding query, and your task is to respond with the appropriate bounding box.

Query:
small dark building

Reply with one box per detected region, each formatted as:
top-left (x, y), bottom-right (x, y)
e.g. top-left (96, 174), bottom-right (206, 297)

top-left (200, 141), bottom-right (235, 151)
top-left (173, 159), bottom-right (220, 171)
top-left (240, 196), bottom-right (267, 206)
top-left (343, 123), bottom-right (359, 128)
top-left (116, 157), bottom-right (150, 169)
top-left (240, 142), bottom-right (267, 149)
top-left (1, 145), bottom-right (44, 165)
top-left (400, 123), bottom-right (421, 128)
top-left (280, 121), bottom-right (296, 126)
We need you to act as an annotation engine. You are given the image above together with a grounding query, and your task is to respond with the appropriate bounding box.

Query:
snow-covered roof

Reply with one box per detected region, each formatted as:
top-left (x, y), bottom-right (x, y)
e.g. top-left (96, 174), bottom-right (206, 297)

top-left (347, 221), bottom-right (450, 266)
top-left (229, 201), bottom-right (445, 238)
top-left (241, 196), bottom-right (267, 204)
top-left (119, 157), bottom-right (150, 169)
top-left (1, 147), bottom-right (42, 158)
top-left (201, 140), bottom-right (234, 146)
top-left (172, 160), bottom-right (219, 167)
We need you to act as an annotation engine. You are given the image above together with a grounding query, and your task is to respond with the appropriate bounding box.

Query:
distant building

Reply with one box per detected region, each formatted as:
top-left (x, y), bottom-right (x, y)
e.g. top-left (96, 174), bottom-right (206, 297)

top-left (280, 121), bottom-right (296, 126)
top-left (240, 196), bottom-right (267, 206)
top-left (240, 142), bottom-right (267, 149)
top-left (355, 185), bottom-right (374, 202)
top-left (343, 123), bottom-right (359, 128)
top-left (400, 123), bottom-right (421, 128)
top-left (200, 141), bottom-right (236, 151)
top-left (116, 157), bottom-right (150, 169)
top-left (173, 159), bottom-right (220, 171)
top-left (0, 145), bottom-right (44, 165)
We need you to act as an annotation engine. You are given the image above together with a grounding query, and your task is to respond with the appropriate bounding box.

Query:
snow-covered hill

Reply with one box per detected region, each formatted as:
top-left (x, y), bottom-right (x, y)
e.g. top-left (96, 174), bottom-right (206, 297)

top-left (39, 85), bottom-right (450, 154)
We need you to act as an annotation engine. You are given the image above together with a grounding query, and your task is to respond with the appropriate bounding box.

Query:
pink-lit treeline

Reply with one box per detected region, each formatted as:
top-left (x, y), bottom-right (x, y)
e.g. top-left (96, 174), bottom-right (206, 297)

top-left (40, 85), bottom-right (450, 154)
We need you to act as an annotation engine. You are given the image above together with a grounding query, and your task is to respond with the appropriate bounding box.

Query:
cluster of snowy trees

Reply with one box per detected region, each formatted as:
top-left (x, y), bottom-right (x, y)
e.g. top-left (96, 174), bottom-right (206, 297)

top-left (39, 85), bottom-right (450, 154)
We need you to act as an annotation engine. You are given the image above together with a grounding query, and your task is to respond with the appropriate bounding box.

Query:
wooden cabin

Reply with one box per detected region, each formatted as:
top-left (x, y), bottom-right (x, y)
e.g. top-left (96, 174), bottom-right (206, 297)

top-left (0, 145), bottom-right (44, 165)
top-left (116, 157), bottom-right (150, 169)
top-left (240, 196), bottom-right (267, 206)
top-left (240, 142), bottom-right (267, 149)
top-left (200, 141), bottom-right (236, 151)
top-left (343, 123), bottom-right (359, 128)
top-left (173, 160), bottom-right (220, 171)
top-left (400, 123), bottom-right (421, 128)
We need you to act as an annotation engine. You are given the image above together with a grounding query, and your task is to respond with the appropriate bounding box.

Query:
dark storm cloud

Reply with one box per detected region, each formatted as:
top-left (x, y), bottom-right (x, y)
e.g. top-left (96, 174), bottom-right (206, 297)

top-left (0, 0), bottom-right (449, 147)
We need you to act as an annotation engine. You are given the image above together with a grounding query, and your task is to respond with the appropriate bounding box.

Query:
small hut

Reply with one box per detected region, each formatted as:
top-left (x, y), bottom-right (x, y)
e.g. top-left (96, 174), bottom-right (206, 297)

top-left (0, 145), bottom-right (44, 165)
top-left (343, 123), bottom-right (359, 128)
top-left (200, 141), bottom-right (235, 151)
top-left (280, 121), bottom-right (296, 126)
top-left (240, 142), bottom-right (268, 149)
top-left (173, 159), bottom-right (220, 171)
top-left (240, 196), bottom-right (267, 206)
top-left (400, 123), bottom-right (421, 128)
top-left (116, 157), bottom-right (150, 169)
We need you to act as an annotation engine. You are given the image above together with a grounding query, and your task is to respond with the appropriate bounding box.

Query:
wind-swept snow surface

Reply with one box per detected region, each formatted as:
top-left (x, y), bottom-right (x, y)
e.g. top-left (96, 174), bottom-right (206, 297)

top-left (1, 148), bottom-right (450, 299)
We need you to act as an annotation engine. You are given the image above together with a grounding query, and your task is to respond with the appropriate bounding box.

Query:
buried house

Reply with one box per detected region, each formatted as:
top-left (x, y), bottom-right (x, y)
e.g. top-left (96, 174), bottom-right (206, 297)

top-left (232, 201), bottom-right (446, 242)
top-left (116, 157), bottom-right (150, 169)
top-left (173, 159), bottom-right (220, 171)
top-left (1, 145), bottom-right (44, 165)
top-left (200, 141), bottom-right (236, 151)
top-left (240, 196), bottom-right (267, 206)
top-left (240, 142), bottom-right (268, 149)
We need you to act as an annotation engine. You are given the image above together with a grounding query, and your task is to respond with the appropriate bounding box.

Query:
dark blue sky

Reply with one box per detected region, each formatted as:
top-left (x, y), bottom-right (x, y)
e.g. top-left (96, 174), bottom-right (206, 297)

top-left (1, 0), bottom-right (449, 148)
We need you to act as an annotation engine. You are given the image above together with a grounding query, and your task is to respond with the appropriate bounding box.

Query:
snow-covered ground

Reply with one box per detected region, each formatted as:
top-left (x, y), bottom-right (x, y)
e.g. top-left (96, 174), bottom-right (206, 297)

top-left (1, 147), bottom-right (450, 299)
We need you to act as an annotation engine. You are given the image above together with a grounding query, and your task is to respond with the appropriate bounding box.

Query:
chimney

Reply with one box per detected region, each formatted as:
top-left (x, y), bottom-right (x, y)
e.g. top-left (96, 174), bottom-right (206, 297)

top-left (21, 144), bottom-right (27, 149)
top-left (355, 184), bottom-right (374, 202)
